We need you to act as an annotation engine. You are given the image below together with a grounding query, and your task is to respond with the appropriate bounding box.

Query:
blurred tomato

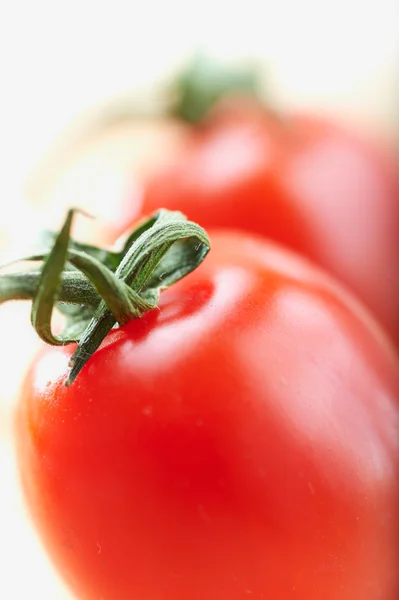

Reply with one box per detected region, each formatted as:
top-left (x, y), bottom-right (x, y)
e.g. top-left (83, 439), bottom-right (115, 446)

top-left (132, 97), bottom-right (399, 345)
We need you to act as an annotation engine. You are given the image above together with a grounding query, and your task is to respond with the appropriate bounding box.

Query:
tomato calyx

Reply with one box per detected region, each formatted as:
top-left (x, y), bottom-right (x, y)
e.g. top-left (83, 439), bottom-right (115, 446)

top-left (169, 53), bottom-right (262, 124)
top-left (0, 209), bottom-right (210, 385)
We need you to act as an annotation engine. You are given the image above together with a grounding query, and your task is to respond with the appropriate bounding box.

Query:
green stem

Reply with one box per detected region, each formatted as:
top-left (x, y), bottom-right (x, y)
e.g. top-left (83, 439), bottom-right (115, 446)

top-left (0, 209), bottom-right (210, 386)
top-left (0, 270), bottom-right (98, 306)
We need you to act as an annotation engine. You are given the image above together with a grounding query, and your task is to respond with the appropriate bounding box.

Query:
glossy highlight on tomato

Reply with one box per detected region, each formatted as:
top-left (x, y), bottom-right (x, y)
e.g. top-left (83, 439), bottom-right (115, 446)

top-left (16, 230), bottom-right (399, 600)
top-left (134, 99), bottom-right (399, 346)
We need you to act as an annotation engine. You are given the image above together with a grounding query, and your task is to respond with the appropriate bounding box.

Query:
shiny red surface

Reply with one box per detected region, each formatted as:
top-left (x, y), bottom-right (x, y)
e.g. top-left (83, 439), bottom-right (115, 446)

top-left (138, 102), bottom-right (399, 345)
top-left (17, 231), bottom-right (399, 600)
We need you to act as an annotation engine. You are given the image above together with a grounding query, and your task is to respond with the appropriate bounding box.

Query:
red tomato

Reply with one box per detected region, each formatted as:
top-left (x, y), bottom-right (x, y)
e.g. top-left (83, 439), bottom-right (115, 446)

top-left (129, 99), bottom-right (399, 345)
top-left (16, 230), bottom-right (399, 600)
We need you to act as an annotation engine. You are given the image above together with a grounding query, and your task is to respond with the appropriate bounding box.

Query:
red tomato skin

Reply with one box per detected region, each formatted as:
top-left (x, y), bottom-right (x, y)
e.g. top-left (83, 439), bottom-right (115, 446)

top-left (137, 103), bottom-right (399, 345)
top-left (16, 231), bottom-right (399, 600)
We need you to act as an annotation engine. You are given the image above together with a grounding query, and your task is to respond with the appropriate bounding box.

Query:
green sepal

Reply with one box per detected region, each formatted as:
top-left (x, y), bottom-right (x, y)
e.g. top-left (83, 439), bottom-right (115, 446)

top-left (66, 210), bottom-right (209, 385)
top-left (0, 209), bottom-right (210, 385)
top-left (170, 53), bottom-right (260, 124)
top-left (31, 210), bottom-right (77, 345)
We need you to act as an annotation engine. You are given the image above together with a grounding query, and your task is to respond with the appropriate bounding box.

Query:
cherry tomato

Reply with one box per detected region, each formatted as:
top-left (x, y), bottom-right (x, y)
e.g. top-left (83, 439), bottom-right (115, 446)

top-left (16, 230), bottom-right (399, 600)
top-left (132, 99), bottom-right (399, 345)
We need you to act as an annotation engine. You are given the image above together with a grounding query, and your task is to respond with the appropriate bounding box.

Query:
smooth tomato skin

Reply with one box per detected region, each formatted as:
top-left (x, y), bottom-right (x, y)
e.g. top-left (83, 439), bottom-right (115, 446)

top-left (16, 231), bottom-right (399, 600)
top-left (136, 101), bottom-right (399, 345)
